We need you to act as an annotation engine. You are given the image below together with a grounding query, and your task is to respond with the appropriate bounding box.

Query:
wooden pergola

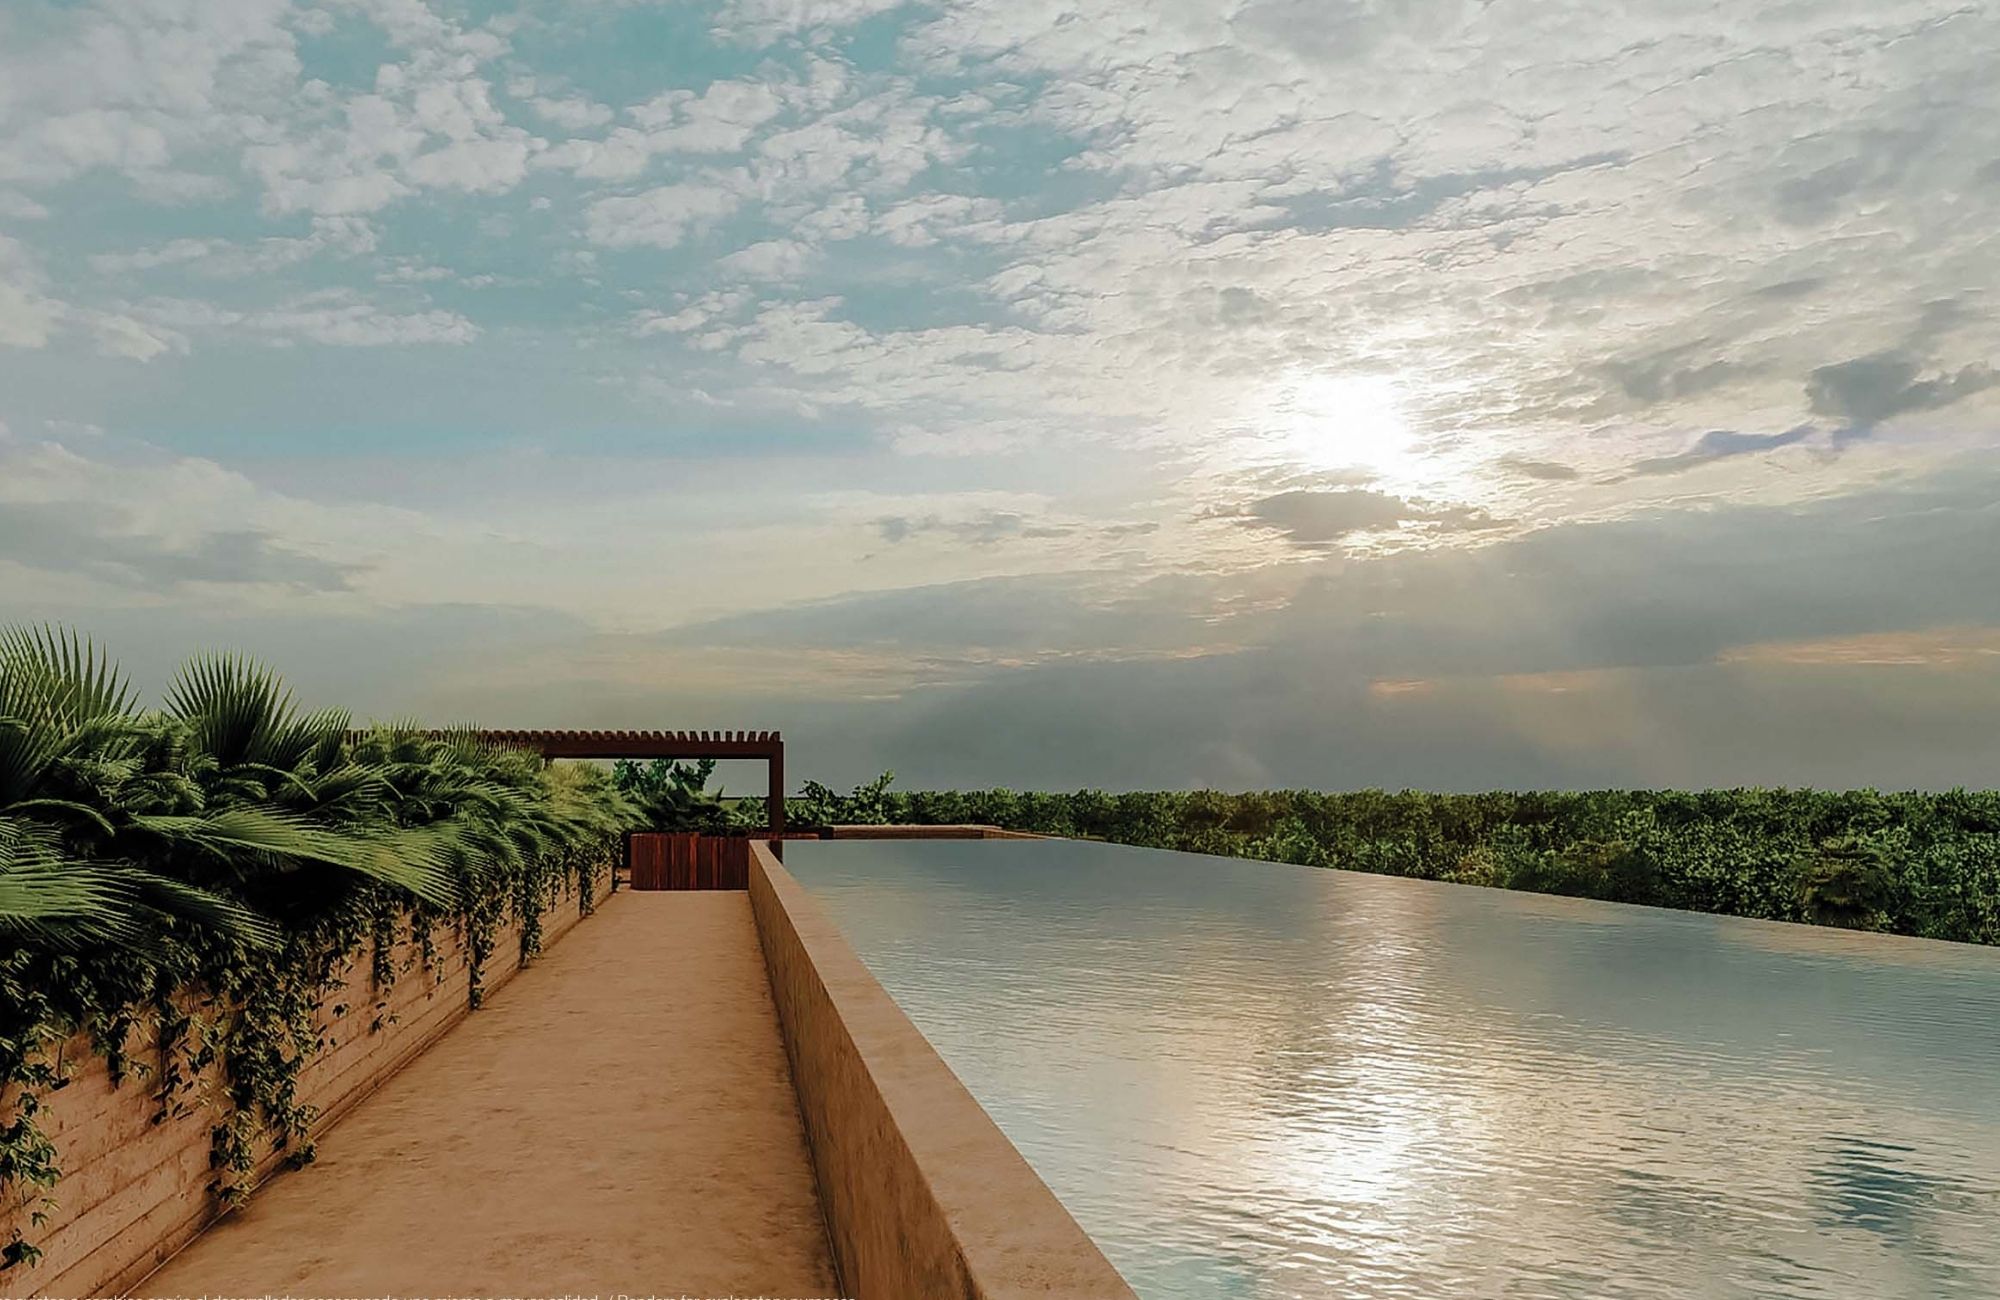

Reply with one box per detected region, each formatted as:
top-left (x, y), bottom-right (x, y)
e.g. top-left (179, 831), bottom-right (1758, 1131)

top-left (474, 729), bottom-right (786, 836)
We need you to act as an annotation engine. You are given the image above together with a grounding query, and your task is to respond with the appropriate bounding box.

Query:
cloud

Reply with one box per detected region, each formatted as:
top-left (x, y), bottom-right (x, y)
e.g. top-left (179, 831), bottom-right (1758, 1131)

top-left (1603, 346), bottom-right (1738, 406)
top-left (412, 465), bottom-right (2000, 793)
top-left (1616, 349), bottom-right (1998, 478)
top-left (245, 81), bottom-right (545, 216)
top-left (873, 510), bottom-right (1075, 546)
top-left (1496, 455), bottom-right (1580, 482)
top-left (875, 466), bottom-right (1996, 683)
top-left (1241, 489), bottom-right (1410, 541)
top-left (0, 191), bottom-right (50, 219)
top-left (0, 1), bottom-right (301, 193)
top-left (716, 238), bottom-right (814, 281)
top-left (628, 79), bottom-right (785, 151)
top-left (1265, 465), bottom-right (2000, 685)
top-left (0, 280), bottom-right (59, 349)
top-left (1235, 489), bottom-right (1507, 548)
top-left (540, 78), bottom-right (786, 180)
top-left (583, 179), bottom-right (746, 248)
top-left (0, 433), bottom-right (504, 617)
top-left (841, 639), bottom-right (2000, 792)
top-left (711, 0), bottom-right (912, 43)
top-left (631, 291), bottom-right (750, 336)
top-left (1717, 627), bottom-right (2000, 669)
top-left (203, 6), bottom-right (546, 217)
top-left (0, 110), bottom-right (174, 187)
top-left (259, 298), bottom-right (478, 346)
top-left (647, 465), bottom-right (2000, 789)
top-left (7, 0), bottom-right (1995, 515)
top-left (0, 235), bottom-right (60, 348)
top-left (130, 290), bottom-right (478, 347)
top-left (525, 94), bottom-right (615, 132)
top-left (1806, 352), bottom-right (1998, 433)
top-left (0, 498), bottom-right (361, 591)
top-left (30, 601), bottom-right (602, 719)
top-left (0, 0), bottom-right (1998, 797)
top-left (753, 87), bottom-right (962, 197)
top-left (89, 313), bottom-right (188, 361)
top-left (651, 568), bottom-right (1225, 663)
top-left (403, 135), bottom-right (538, 193)
top-left (87, 217), bottom-right (378, 278)
top-left (87, 239), bottom-right (216, 274)
top-left (1626, 425), bottom-right (1816, 477)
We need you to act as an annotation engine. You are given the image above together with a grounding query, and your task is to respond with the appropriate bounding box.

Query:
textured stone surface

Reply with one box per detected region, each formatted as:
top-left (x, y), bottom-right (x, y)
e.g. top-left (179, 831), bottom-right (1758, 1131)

top-left (2, 870), bottom-right (605, 1300)
top-left (751, 842), bottom-right (1137, 1300)
top-left (132, 891), bottom-right (837, 1299)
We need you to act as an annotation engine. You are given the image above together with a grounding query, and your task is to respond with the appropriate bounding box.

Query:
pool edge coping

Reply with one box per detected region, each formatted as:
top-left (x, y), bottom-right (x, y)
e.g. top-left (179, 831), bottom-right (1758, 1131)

top-left (749, 839), bottom-right (1138, 1300)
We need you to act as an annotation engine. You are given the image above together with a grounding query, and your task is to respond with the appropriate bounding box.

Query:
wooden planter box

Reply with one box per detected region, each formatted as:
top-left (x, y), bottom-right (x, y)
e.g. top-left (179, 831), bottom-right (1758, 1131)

top-left (627, 833), bottom-right (751, 890)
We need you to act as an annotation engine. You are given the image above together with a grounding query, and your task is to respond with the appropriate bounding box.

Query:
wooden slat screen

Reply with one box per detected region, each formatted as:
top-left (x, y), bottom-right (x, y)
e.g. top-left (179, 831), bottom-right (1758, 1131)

top-left (627, 833), bottom-right (751, 890)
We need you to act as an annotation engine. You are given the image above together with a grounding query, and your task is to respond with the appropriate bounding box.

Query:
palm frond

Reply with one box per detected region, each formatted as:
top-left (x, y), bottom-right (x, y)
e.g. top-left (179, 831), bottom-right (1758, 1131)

top-left (164, 653), bottom-right (301, 772)
top-left (127, 806), bottom-right (457, 906)
top-left (0, 626), bottom-right (136, 721)
top-left (3, 797), bottom-right (118, 837)
top-left (299, 707), bottom-right (353, 775)
top-left (125, 871), bottom-right (280, 950)
top-left (0, 627), bottom-right (135, 808)
top-left (0, 817), bottom-right (140, 949)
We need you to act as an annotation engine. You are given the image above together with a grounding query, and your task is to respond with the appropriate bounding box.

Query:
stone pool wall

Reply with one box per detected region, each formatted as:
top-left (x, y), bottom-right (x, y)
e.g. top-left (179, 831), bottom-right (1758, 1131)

top-left (749, 841), bottom-right (1136, 1300)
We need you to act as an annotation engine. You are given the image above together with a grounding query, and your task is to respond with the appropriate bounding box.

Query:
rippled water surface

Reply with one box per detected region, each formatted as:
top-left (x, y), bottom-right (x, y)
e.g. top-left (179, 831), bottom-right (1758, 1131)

top-left (783, 839), bottom-right (2000, 1300)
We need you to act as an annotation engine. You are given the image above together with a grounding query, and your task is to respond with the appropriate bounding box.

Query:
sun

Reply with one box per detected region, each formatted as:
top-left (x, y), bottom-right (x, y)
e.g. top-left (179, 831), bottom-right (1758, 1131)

top-left (1255, 371), bottom-right (1420, 482)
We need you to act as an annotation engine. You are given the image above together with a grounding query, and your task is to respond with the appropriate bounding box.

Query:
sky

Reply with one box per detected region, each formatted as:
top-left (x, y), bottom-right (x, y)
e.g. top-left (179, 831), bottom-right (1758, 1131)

top-left (1, 0), bottom-right (1996, 792)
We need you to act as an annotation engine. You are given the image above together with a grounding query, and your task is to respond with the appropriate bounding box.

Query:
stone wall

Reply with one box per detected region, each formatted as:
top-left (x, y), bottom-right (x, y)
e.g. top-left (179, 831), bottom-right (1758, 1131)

top-left (0, 866), bottom-right (609, 1300)
top-left (748, 842), bottom-right (1135, 1300)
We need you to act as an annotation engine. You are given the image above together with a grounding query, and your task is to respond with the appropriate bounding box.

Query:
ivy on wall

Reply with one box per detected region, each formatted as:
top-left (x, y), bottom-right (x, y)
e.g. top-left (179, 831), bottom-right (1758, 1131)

top-left (0, 629), bottom-right (635, 1270)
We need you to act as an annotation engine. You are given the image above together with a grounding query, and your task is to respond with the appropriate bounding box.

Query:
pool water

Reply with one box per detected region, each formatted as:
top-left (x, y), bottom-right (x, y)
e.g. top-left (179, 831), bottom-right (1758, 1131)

top-left (783, 838), bottom-right (2000, 1300)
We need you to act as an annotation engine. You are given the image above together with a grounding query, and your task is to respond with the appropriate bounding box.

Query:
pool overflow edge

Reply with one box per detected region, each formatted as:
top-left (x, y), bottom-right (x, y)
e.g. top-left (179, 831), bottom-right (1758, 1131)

top-left (749, 839), bottom-right (1139, 1300)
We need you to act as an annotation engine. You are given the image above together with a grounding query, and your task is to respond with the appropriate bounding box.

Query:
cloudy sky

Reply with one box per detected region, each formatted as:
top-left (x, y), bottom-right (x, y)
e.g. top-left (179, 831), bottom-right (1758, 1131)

top-left (1, 0), bottom-right (1996, 791)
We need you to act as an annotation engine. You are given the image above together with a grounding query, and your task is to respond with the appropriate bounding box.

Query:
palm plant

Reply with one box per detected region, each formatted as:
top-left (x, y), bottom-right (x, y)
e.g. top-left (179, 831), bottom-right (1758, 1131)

top-left (0, 624), bottom-right (638, 956)
top-left (0, 629), bottom-right (275, 952)
top-left (3, 626), bottom-right (637, 1272)
top-left (153, 656), bottom-right (458, 918)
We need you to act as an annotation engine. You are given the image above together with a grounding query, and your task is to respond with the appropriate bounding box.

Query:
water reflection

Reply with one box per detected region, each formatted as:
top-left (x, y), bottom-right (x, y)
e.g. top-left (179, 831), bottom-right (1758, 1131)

top-left (787, 840), bottom-right (2000, 1300)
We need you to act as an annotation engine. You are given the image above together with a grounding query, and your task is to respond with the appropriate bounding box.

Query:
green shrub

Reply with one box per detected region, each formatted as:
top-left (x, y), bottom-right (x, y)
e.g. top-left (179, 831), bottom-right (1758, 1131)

top-left (1792, 835), bottom-right (1901, 930)
top-left (614, 757), bottom-right (729, 831)
top-left (853, 777), bottom-right (2000, 946)
top-left (0, 629), bottom-right (636, 1270)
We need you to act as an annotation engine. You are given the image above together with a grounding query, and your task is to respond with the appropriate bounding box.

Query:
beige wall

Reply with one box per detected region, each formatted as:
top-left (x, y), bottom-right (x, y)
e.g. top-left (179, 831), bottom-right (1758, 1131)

top-left (0, 867), bottom-right (608, 1300)
top-left (749, 842), bottom-right (1136, 1300)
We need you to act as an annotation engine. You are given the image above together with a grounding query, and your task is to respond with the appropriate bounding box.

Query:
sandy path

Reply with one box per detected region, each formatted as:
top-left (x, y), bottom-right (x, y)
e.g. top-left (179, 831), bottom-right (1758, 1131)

top-left (136, 891), bottom-right (841, 1299)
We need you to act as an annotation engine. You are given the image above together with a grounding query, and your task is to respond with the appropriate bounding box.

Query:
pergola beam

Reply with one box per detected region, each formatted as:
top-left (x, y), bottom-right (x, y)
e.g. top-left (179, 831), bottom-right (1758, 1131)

top-left (462, 729), bottom-right (786, 836)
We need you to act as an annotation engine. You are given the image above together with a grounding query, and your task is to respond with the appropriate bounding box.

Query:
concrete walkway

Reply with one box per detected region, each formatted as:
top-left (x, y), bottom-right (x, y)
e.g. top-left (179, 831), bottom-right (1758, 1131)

top-left (137, 892), bottom-right (840, 1298)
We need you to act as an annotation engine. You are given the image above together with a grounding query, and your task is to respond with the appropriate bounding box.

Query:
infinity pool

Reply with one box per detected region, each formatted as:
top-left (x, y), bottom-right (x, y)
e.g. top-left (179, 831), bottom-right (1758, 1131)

top-left (784, 838), bottom-right (2000, 1300)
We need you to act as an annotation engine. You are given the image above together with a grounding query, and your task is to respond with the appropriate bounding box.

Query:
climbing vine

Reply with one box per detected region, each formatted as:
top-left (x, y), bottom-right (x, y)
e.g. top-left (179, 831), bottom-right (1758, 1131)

top-left (3, 846), bottom-right (618, 1267)
top-left (0, 627), bottom-right (636, 1274)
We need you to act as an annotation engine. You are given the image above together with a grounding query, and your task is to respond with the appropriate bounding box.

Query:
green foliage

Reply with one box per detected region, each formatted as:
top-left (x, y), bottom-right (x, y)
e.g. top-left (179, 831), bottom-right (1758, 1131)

top-left (0, 628), bottom-right (637, 1271)
top-left (791, 770), bottom-right (897, 827)
top-left (612, 757), bottom-right (728, 831)
top-left (855, 779), bottom-right (2000, 946)
top-left (1792, 833), bottom-right (1902, 930)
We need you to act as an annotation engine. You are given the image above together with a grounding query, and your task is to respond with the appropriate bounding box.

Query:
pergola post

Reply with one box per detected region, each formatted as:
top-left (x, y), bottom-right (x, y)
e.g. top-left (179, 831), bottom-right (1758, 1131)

top-left (768, 739), bottom-right (786, 840)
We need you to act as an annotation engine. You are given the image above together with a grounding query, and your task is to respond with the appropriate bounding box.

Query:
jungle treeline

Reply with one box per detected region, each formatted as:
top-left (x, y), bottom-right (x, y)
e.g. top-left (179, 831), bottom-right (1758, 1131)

top-left (786, 778), bottom-right (2000, 946)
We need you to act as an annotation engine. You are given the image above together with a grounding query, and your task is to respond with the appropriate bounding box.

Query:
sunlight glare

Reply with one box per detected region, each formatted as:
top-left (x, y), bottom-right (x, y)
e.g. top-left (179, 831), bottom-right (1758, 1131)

top-left (1261, 372), bottom-right (1420, 481)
